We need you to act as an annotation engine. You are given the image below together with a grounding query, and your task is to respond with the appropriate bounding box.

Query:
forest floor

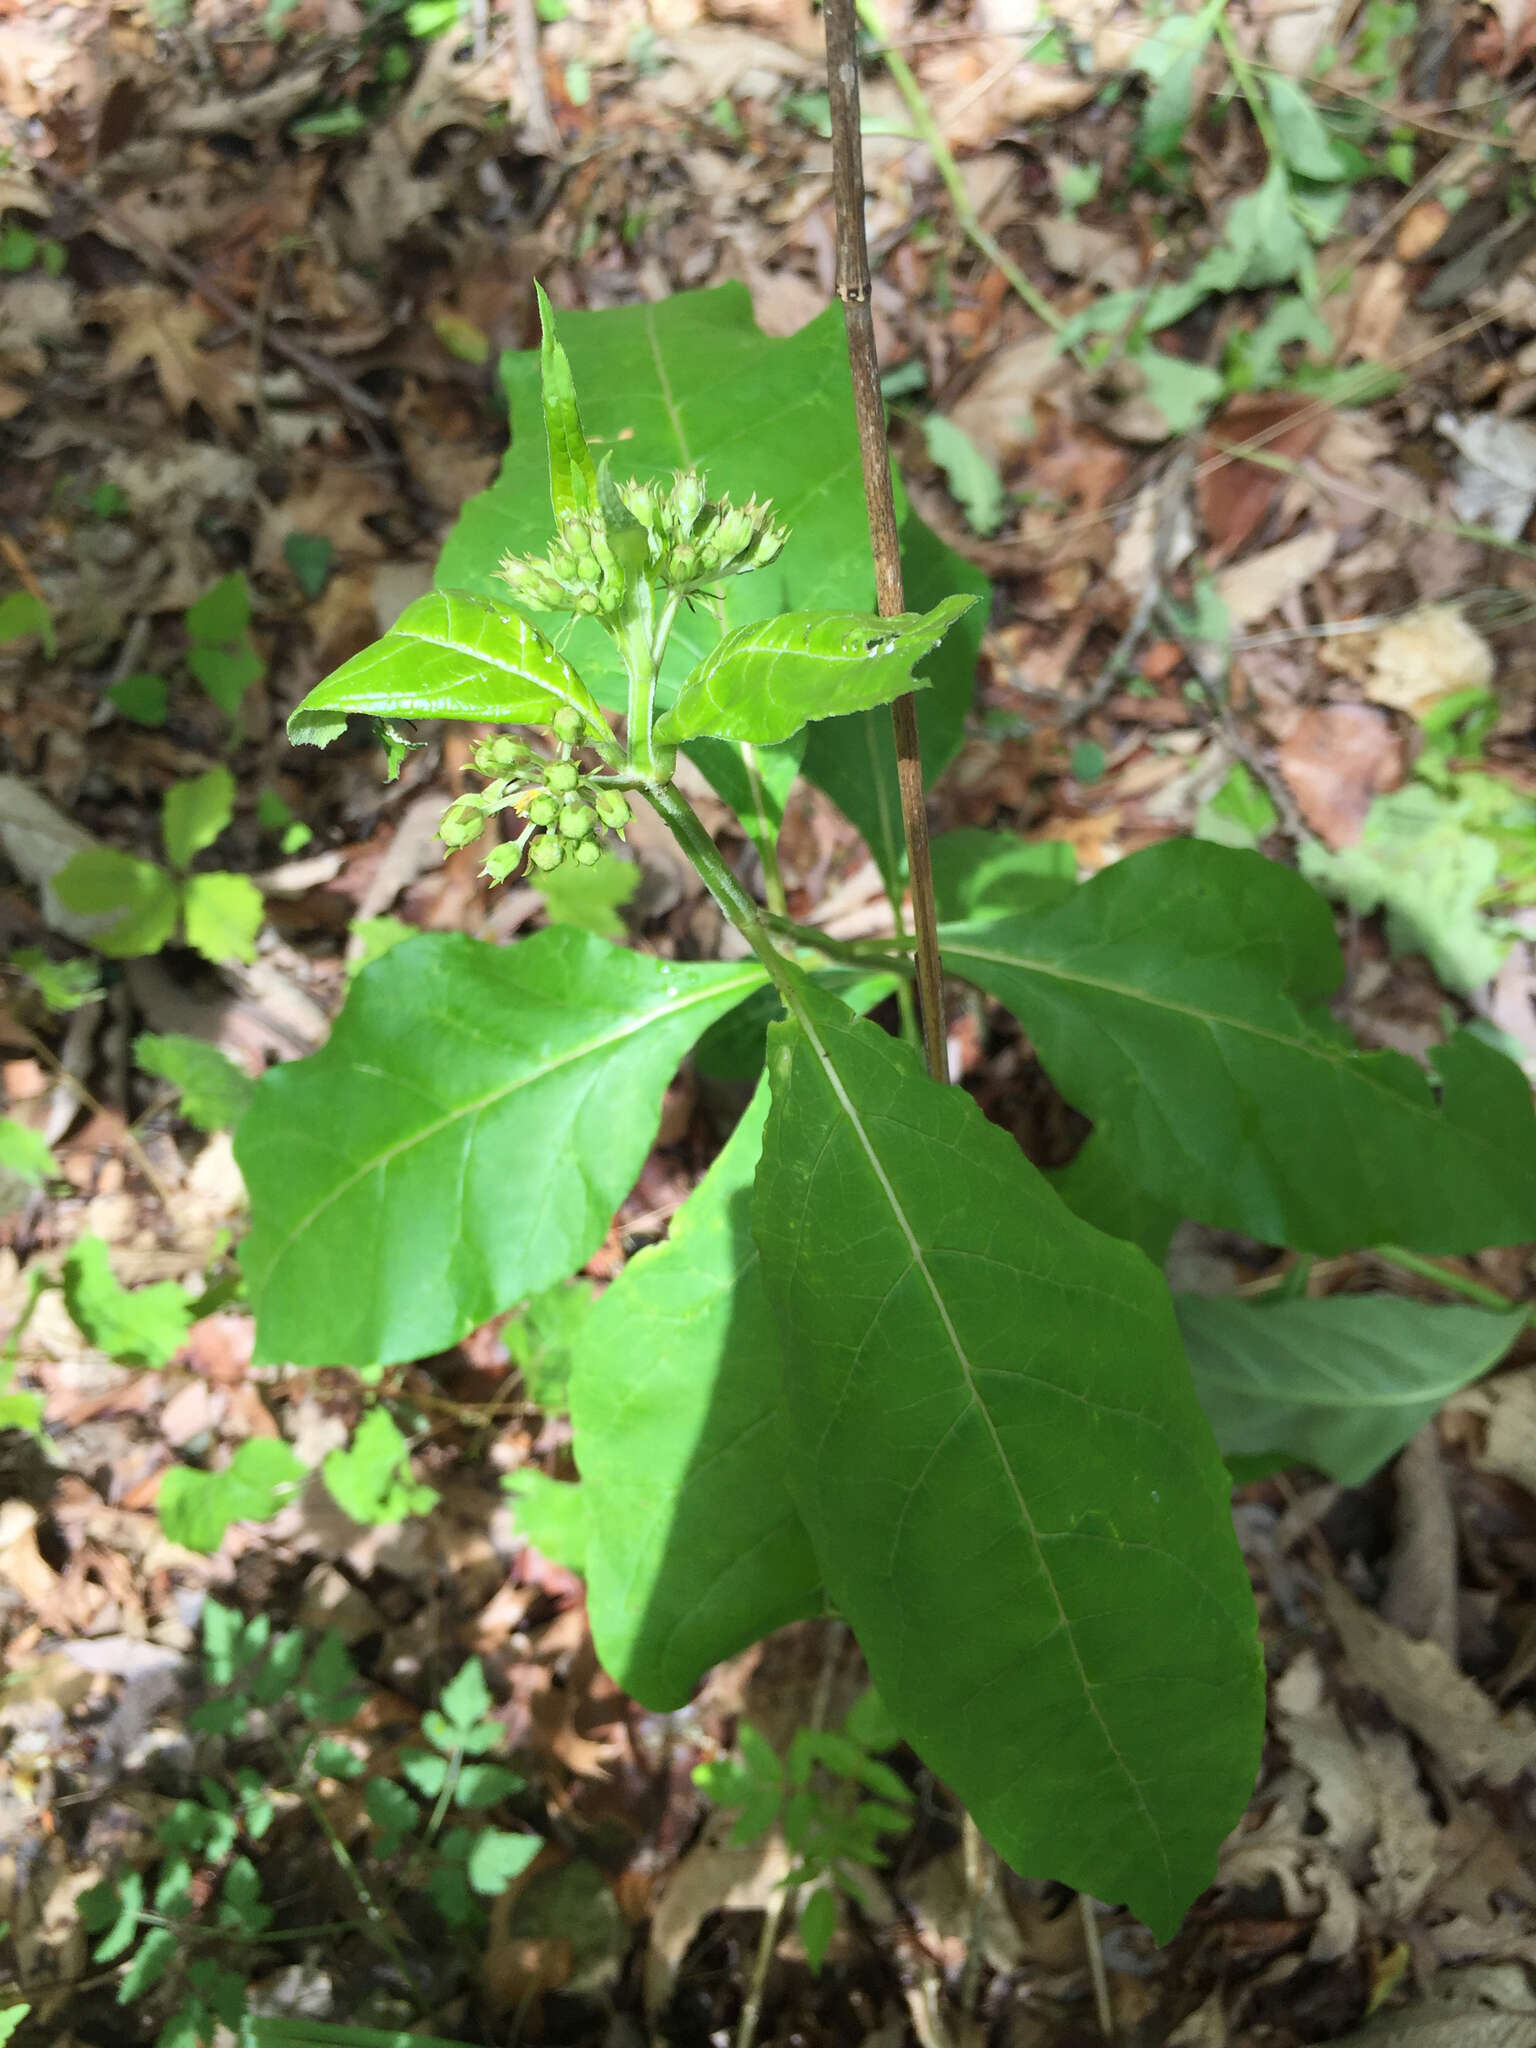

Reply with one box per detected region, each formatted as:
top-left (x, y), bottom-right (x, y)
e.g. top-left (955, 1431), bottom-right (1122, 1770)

top-left (4, 0), bottom-right (1536, 2042)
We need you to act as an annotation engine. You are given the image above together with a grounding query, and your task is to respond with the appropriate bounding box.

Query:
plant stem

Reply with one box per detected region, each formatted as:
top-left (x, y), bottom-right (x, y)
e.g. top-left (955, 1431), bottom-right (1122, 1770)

top-left (741, 744), bottom-right (789, 916)
top-left (1372, 1245), bottom-right (1531, 1318)
top-left (825, 0), bottom-right (949, 1086)
top-left (1079, 1893), bottom-right (1115, 2040)
top-left (852, 0), bottom-right (1066, 339)
top-left (762, 914), bottom-right (915, 979)
top-left (1212, 12), bottom-right (1280, 160)
top-left (616, 589), bottom-right (664, 781)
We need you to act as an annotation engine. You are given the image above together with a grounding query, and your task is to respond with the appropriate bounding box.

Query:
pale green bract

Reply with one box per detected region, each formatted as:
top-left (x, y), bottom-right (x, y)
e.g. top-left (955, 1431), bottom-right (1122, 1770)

top-left (534, 280), bottom-right (601, 523)
top-left (237, 930), bottom-right (765, 1368)
top-left (750, 977), bottom-right (1264, 1941)
top-left (286, 591), bottom-right (603, 749)
top-left (571, 1082), bottom-right (821, 1708)
top-left (942, 838), bottom-right (1536, 1255)
top-left (655, 594), bottom-right (976, 746)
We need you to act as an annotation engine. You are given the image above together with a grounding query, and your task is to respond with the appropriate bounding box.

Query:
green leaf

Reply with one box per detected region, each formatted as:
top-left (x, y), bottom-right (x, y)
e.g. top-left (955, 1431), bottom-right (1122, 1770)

top-left (118, 1923), bottom-right (179, 2004)
top-left (181, 871), bottom-right (263, 964)
top-left (13, 947), bottom-right (101, 1012)
top-left (0, 1116), bottom-right (52, 1186)
top-left (1131, 347), bottom-right (1223, 434)
top-left (1298, 783), bottom-right (1513, 996)
top-left (218, 1856), bottom-right (271, 1938)
top-left (533, 856), bottom-right (638, 939)
top-left (167, 768), bottom-right (240, 870)
top-left (188, 642), bottom-right (264, 716)
top-left (347, 915), bottom-right (417, 977)
top-left (284, 531), bottom-right (333, 598)
top-left (572, 1082), bottom-right (822, 1709)
top-left (0, 589), bottom-right (57, 658)
top-left (799, 1886), bottom-right (838, 1974)
top-left (1264, 74), bottom-right (1349, 181)
top-left (287, 591), bottom-right (603, 749)
top-left (52, 848), bottom-right (180, 957)
top-left (466, 1827), bottom-right (542, 1895)
top-left (930, 830), bottom-right (1076, 924)
top-left (682, 733), bottom-right (804, 880)
top-left (1195, 762), bottom-right (1279, 850)
top-left (438, 286), bottom-right (878, 704)
top-left (535, 281), bottom-right (601, 522)
top-left (438, 1657), bottom-right (494, 1731)
top-left (799, 511), bottom-right (989, 894)
top-left (400, 1747), bottom-right (449, 1797)
top-left (1179, 1294), bottom-right (1524, 1486)
top-left (751, 978), bottom-right (1263, 1940)
top-left (86, 1871), bottom-right (143, 1961)
top-left (322, 1408), bottom-right (439, 1525)
top-left (941, 839), bottom-right (1536, 1255)
top-left (656, 595), bottom-right (976, 748)
top-left (456, 1761), bottom-right (526, 1809)
top-left (693, 967), bottom-right (896, 1086)
top-left (504, 1468), bottom-right (589, 1573)
top-left (238, 929), bottom-right (764, 1368)
top-left (186, 572), bottom-right (252, 644)
top-left (921, 415), bottom-right (1006, 537)
top-left (63, 1233), bottom-right (192, 1366)
top-left (135, 1033), bottom-right (256, 1132)
top-left (106, 672), bottom-right (169, 726)
top-left (1050, 1135), bottom-right (1181, 1267)
top-left (0, 2005), bottom-right (30, 2043)
top-left (1130, 0), bottom-right (1222, 159)
top-left (365, 1777), bottom-right (417, 1852)
top-left (843, 1687), bottom-right (901, 1753)
top-left (158, 1437), bottom-right (306, 1552)
top-left (503, 1278), bottom-right (597, 1409)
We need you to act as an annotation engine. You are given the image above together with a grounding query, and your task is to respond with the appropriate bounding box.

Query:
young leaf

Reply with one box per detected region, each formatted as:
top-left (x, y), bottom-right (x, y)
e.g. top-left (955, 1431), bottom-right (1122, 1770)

top-left (440, 286), bottom-right (880, 705)
top-left (186, 571), bottom-right (251, 644)
top-left (400, 1747), bottom-right (450, 1797)
top-left (85, 1871), bottom-right (143, 1962)
top-left (799, 511), bottom-right (989, 894)
top-left (163, 768), bottom-right (236, 872)
top-left (106, 672), bottom-right (169, 726)
top-left (181, 871), bottom-right (263, 965)
top-left (751, 979), bottom-right (1263, 1941)
top-left (942, 839), bottom-right (1536, 1255)
top-left (286, 591), bottom-right (602, 749)
top-left (135, 1033), bottom-right (256, 1132)
top-left (0, 2006), bottom-right (29, 2043)
top-left (238, 930), bottom-right (765, 1368)
top-left (438, 1656), bottom-right (494, 1732)
top-left (51, 848), bottom-right (180, 957)
top-left (323, 1409), bottom-right (439, 1524)
top-left (0, 589), bottom-right (56, 657)
top-left (1263, 74), bottom-right (1349, 181)
top-left (921, 415), bottom-right (1006, 537)
top-left (63, 1233), bottom-right (192, 1367)
top-left (535, 281), bottom-right (601, 522)
top-left (533, 856), bottom-right (638, 939)
top-left (0, 1117), bottom-right (52, 1186)
top-left (466, 1827), bottom-right (542, 1895)
top-left (365, 1777), bottom-right (417, 1853)
top-left (504, 1467), bottom-right (590, 1573)
top-left (158, 1438), bottom-right (306, 1553)
top-left (799, 1886), bottom-right (838, 1974)
top-left (571, 1082), bottom-right (822, 1710)
top-left (456, 1761), bottom-right (526, 1809)
top-left (655, 594), bottom-right (976, 748)
top-left (13, 947), bottom-right (101, 1013)
top-left (1179, 1294), bottom-right (1524, 1485)
top-left (188, 640), bottom-right (264, 717)
top-left (118, 1924), bottom-right (178, 2003)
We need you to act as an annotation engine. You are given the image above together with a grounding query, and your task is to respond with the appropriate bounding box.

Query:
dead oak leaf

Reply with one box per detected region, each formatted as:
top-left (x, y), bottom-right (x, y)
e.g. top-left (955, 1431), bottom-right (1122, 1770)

top-left (256, 469), bottom-right (394, 578)
top-left (1277, 702), bottom-right (1403, 849)
top-left (94, 286), bottom-right (248, 432)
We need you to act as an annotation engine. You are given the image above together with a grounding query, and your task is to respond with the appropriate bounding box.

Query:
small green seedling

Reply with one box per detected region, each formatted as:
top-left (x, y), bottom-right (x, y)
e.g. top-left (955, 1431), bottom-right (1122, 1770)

top-left (52, 766), bottom-right (265, 964)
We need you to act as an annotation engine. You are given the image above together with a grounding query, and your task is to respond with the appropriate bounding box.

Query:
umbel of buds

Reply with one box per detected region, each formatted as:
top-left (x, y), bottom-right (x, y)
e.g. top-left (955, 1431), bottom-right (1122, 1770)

top-left (497, 468), bottom-right (788, 618)
top-left (436, 704), bottom-right (631, 881)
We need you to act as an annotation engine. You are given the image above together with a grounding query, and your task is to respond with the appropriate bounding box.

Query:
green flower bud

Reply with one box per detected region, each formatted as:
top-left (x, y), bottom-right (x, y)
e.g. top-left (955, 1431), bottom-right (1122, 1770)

top-left (573, 837), bottom-right (602, 867)
top-left (530, 837), bottom-right (564, 872)
top-left (558, 802), bottom-right (598, 840)
top-left (481, 840), bottom-right (526, 884)
top-left (546, 760), bottom-right (580, 793)
top-left (551, 706), bottom-right (586, 746)
top-left (593, 787), bottom-right (631, 830)
top-left (748, 519), bottom-right (789, 569)
top-left (474, 736), bottom-right (528, 776)
top-left (673, 470), bottom-right (707, 529)
top-left (498, 554), bottom-right (566, 611)
top-left (438, 803), bottom-right (486, 850)
top-left (709, 505), bottom-right (755, 561)
top-left (526, 793), bottom-right (560, 828)
top-left (671, 544), bottom-right (697, 578)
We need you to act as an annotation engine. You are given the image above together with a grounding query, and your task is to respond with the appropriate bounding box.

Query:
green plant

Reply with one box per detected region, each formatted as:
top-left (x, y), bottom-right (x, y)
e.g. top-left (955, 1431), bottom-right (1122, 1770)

top-left (76, 1605), bottom-right (539, 2044)
top-left (694, 1690), bottom-right (912, 1972)
top-left (52, 766), bottom-right (265, 963)
top-left (230, 285), bottom-right (1536, 1942)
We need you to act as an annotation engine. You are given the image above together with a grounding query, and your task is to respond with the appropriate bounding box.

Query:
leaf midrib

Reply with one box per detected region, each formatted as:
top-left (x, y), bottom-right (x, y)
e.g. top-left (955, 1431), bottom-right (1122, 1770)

top-left (253, 970), bottom-right (762, 1287)
top-left (782, 987), bottom-right (1171, 1887)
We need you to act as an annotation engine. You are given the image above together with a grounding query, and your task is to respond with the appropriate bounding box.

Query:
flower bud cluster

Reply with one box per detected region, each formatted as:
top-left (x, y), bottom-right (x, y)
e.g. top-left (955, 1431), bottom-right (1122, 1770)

top-left (436, 711), bottom-right (631, 881)
top-left (616, 470), bottom-right (788, 592)
top-left (499, 509), bottom-right (630, 619)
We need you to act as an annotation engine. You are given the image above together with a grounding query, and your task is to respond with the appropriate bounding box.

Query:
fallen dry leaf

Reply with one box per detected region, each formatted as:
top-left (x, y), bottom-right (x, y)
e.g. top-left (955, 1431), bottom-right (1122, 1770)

top-left (644, 1818), bottom-right (790, 2013)
top-left (1277, 702), bottom-right (1403, 847)
top-left (948, 334), bottom-right (1070, 468)
top-left (1200, 394), bottom-right (1330, 560)
top-left (1366, 604), bottom-right (1496, 718)
top-left (1214, 527), bottom-right (1337, 628)
top-left (1323, 1580), bottom-right (1536, 1789)
top-left (94, 285), bottom-right (249, 433)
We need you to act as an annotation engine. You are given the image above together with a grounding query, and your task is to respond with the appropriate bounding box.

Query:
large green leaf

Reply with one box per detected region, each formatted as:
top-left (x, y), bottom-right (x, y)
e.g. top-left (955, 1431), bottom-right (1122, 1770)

top-left (438, 286), bottom-right (874, 706)
top-left (656, 595), bottom-right (976, 747)
top-left (238, 931), bottom-right (763, 1368)
top-left (751, 979), bottom-right (1263, 1939)
top-left (572, 1082), bottom-right (821, 1708)
top-left (287, 592), bottom-right (602, 749)
top-left (799, 510), bottom-right (989, 893)
top-left (1179, 1293), bottom-right (1524, 1486)
top-left (942, 839), bottom-right (1536, 1256)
